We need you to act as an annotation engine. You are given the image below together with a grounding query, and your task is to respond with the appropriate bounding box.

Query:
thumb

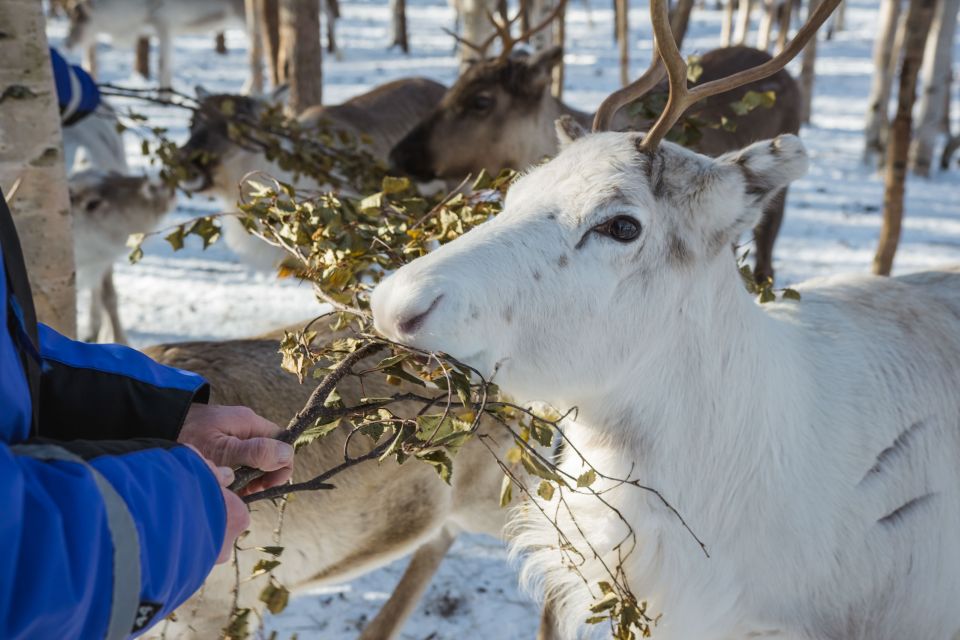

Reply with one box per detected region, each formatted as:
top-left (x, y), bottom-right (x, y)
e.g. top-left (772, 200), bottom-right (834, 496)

top-left (224, 436), bottom-right (294, 472)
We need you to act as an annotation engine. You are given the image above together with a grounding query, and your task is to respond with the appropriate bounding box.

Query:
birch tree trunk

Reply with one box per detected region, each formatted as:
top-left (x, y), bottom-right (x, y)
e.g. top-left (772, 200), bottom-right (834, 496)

top-left (0, 0), bottom-right (76, 335)
top-left (390, 0), bottom-right (409, 53)
top-left (135, 36), bottom-right (151, 79)
top-left (757, 0), bottom-right (777, 50)
top-left (798, 0), bottom-right (822, 124)
top-left (721, 0), bottom-right (736, 46)
top-left (261, 0), bottom-right (281, 87)
top-left (245, 0), bottom-right (265, 94)
top-left (616, 0), bottom-right (629, 86)
top-left (278, 0), bottom-right (323, 114)
top-left (670, 0), bottom-right (696, 49)
top-left (733, 0), bottom-right (756, 45)
top-left (863, 0), bottom-right (903, 163)
top-left (909, 0), bottom-right (959, 176)
top-left (873, 0), bottom-right (937, 276)
top-left (459, 0), bottom-right (497, 68)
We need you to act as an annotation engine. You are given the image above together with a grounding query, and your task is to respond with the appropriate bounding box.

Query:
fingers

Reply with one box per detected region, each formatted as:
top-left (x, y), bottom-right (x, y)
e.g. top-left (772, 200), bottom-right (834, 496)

top-left (222, 436), bottom-right (294, 474)
top-left (237, 466), bottom-right (295, 497)
top-left (216, 488), bottom-right (251, 564)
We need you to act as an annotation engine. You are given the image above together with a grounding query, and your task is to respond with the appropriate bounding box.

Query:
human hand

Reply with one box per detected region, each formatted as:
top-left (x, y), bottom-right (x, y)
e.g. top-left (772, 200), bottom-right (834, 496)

top-left (178, 404), bottom-right (294, 496)
top-left (187, 448), bottom-right (252, 564)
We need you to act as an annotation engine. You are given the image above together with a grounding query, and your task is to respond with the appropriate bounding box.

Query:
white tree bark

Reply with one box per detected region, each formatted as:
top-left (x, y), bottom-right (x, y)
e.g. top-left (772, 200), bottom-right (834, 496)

top-left (721, 0), bottom-right (736, 46)
top-left (863, 0), bottom-right (904, 164)
top-left (909, 0), bottom-right (959, 176)
top-left (459, 0), bottom-right (498, 68)
top-left (278, 0), bottom-right (323, 114)
top-left (0, 0), bottom-right (77, 335)
top-left (757, 0), bottom-right (777, 50)
top-left (244, 0), bottom-right (265, 94)
top-left (798, 0), bottom-right (822, 124)
top-left (733, 0), bottom-right (756, 45)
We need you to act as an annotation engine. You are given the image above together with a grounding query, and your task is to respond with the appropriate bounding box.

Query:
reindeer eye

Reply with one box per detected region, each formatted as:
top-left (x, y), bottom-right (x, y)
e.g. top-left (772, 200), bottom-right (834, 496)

top-left (469, 93), bottom-right (495, 113)
top-left (596, 215), bottom-right (641, 242)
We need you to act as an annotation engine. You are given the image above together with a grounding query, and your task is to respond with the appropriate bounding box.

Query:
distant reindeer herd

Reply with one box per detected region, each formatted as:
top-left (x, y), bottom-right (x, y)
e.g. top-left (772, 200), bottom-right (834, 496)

top-left (51, 0), bottom-right (960, 639)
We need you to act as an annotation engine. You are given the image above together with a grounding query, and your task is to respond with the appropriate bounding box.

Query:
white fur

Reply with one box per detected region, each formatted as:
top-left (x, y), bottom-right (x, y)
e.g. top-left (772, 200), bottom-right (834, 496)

top-left (371, 132), bottom-right (960, 639)
top-left (67, 0), bottom-right (245, 89)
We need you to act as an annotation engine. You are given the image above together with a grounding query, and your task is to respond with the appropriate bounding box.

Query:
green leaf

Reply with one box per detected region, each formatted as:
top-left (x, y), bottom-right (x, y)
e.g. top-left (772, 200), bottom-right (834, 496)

top-left (258, 582), bottom-right (290, 615)
top-left (537, 480), bottom-right (555, 501)
top-left (416, 449), bottom-right (453, 484)
top-left (686, 54), bottom-right (703, 83)
top-left (589, 592), bottom-right (619, 614)
top-left (165, 226), bottom-right (185, 251)
top-left (520, 450), bottom-right (565, 485)
top-left (499, 474), bottom-right (513, 507)
top-left (577, 469), bottom-right (597, 488)
top-left (256, 546), bottom-right (285, 557)
top-left (381, 175), bottom-right (411, 195)
top-left (782, 288), bottom-right (801, 301)
top-left (758, 287), bottom-right (776, 304)
top-left (250, 558), bottom-right (281, 578)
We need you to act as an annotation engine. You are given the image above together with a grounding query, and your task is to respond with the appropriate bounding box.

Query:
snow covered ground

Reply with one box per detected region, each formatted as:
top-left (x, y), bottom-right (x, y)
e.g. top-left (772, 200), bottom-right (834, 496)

top-left (47, 1), bottom-right (960, 638)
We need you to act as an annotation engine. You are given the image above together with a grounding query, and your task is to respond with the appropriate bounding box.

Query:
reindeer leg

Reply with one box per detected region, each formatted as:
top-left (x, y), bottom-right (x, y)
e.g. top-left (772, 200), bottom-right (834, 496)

top-left (100, 267), bottom-right (128, 345)
top-left (85, 279), bottom-right (104, 343)
top-left (356, 526), bottom-right (458, 640)
top-left (752, 186), bottom-right (786, 285)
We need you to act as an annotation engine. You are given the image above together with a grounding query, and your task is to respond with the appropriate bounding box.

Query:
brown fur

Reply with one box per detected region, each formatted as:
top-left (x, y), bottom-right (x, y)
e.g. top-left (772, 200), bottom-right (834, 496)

top-left (143, 326), bottom-right (535, 639)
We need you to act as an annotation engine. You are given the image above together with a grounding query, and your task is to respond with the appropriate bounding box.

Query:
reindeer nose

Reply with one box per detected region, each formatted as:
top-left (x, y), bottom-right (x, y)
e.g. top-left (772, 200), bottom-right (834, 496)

top-left (397, 294), bottom-right (444, 335)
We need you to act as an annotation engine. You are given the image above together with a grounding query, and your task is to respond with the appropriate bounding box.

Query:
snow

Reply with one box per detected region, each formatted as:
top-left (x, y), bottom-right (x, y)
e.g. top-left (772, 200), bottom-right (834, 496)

top-left (45, 1), bottom-right (960, 637)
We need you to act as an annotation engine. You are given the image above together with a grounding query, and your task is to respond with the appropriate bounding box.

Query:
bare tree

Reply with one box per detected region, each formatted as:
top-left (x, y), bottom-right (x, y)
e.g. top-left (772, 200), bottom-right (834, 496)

top-left (873, 0), bottom-right (937, 276)
top-left (864, 0), bottom-right (904, 163)
top-left (616, 0), bottom-right (630, 85)
top-left (261, 0), bottom-right (282, 87)
top-left (0, 0), bottom-right (77, 335)
top-left (721, 0), bottom-right (736, 45)
top-left (757, 0), bottom-right (777, 49)
top-left (278, 0), bottom-right (323, 113)
top-left (670, 0), bottom-right (697, 48)
top-left (246, 0), bottom-right (265, 94)
top-left (798, 0), bottom-right (822, 123)
top-left (909, 0), bottom-right (959, 176)
top-left (391, 0), bottom-right (409, 52)
top-left (733, 0), bottom-right (756, 45)
top-left (215, 31), bottom-right (227, 54)
top-left (775, 0), bottom-right (800, 53)
top-left (135, 35), bottom-right (151, 79)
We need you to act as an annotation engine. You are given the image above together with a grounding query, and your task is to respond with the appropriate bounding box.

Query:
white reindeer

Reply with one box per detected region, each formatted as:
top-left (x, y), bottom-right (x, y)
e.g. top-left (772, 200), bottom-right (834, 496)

top-left (371, 128), bottom-right (960, 640)
top-left (69, 170), bottom-right (173, 343)
top-left (369, 4), bottom-right (960, 637)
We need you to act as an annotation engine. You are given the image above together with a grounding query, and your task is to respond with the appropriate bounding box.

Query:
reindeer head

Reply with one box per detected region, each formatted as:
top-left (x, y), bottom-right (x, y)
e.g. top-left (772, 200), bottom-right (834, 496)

top-left (177, 86), bottom-right (287, 193)
top-left (389, 47), bottom-right (565, 182)
top-left (372, 131), bottom-right (808, 405)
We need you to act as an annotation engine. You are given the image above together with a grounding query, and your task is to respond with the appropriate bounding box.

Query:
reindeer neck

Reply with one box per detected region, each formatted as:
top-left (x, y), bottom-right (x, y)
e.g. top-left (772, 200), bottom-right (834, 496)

top-left (568, 260), bottom-right (809, 487)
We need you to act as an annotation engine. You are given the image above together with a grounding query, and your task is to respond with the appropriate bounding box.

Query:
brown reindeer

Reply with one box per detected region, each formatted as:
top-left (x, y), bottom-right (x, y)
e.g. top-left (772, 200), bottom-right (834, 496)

top-left (143, 327), bottom-right (558, 639)
top-left (389, 43), bottom-right (800, 283)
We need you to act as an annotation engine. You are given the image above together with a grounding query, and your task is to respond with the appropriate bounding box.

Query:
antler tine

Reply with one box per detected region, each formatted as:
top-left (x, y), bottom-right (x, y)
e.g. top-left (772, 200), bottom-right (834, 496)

top-left (442, 27), bottom-right (490, 58)
top-left (638, 0), bottom-right (842, 151)
top-left (592, 55), bottom-right (666, 132)
top-left (499, 0), bottom-right (569, 60)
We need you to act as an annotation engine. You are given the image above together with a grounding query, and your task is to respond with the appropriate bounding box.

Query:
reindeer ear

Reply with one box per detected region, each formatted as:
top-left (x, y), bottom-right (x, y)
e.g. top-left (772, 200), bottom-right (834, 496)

top-left (529, 45), bottom-right (564, 75)
top-left (555, 115), bottom-right (586, 149)
top-left (705, 135), bottom-right (809, 241)
top-left (720, 135), bottom-right (808, 206)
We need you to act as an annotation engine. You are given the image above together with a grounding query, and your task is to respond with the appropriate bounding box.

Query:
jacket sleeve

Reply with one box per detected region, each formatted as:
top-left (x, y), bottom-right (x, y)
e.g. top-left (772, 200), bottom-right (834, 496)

top-left (0, 439), bottom-right (226, 640)
top-left (37, 324), bottom-right (210, 442)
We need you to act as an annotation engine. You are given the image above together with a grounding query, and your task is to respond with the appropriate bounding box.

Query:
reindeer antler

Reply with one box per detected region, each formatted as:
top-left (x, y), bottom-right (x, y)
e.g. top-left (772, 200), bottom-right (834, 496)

top-left (449, 0), bottom-right (569, 62)
top-left (594, 0), bottom-right (842, 148)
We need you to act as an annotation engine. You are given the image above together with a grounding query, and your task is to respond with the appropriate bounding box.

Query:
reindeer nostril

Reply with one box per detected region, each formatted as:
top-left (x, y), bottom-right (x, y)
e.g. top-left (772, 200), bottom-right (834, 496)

top-left (398, 295), bottom-right (444, 335)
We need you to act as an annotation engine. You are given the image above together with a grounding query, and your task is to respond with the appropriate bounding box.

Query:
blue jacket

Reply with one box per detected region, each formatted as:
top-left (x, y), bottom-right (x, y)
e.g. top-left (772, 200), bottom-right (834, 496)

top-left (1, 191), bottom-right (226, 638)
